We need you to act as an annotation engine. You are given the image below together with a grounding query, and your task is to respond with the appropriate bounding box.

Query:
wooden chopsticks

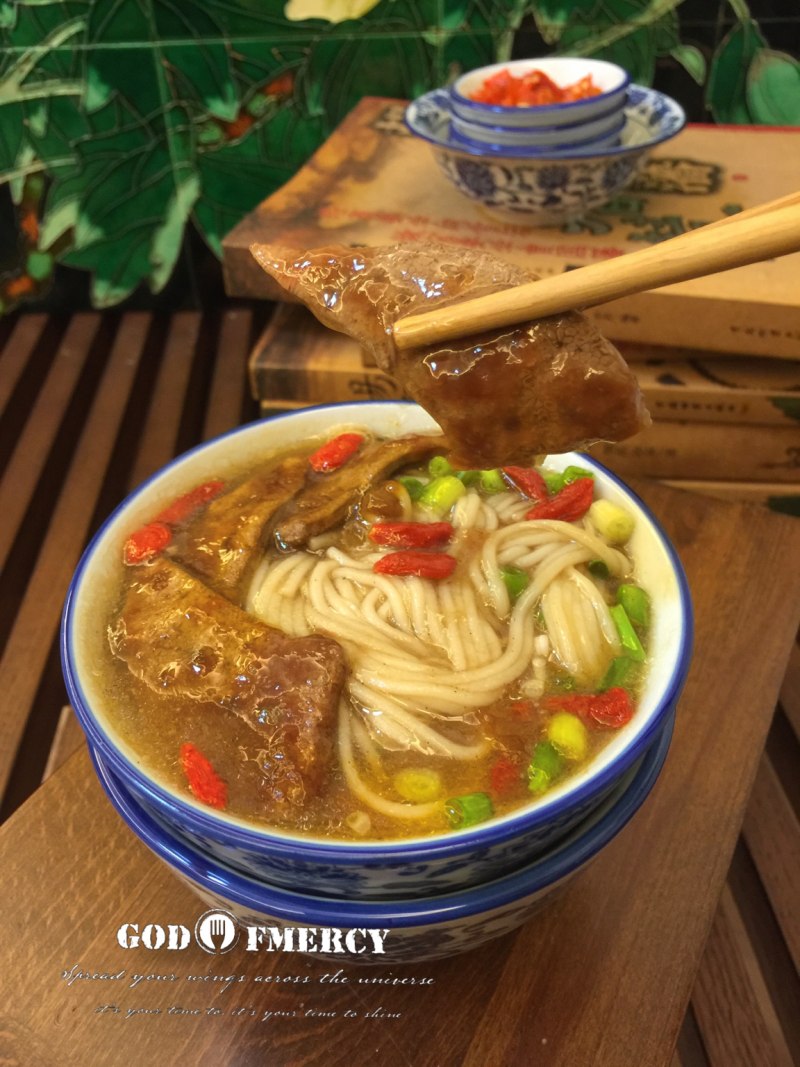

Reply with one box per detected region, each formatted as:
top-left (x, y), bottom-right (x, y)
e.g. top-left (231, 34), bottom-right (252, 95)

top-left (391, 192), bottom-right (800, 351)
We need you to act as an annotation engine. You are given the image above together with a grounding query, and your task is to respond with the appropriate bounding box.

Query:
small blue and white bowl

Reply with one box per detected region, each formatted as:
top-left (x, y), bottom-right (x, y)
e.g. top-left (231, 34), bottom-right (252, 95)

top-left (90, 712), bottom-right (674, 963)
top-left (62, 402), bottom-right (692, 901)
top-left (450, 57), bottom-right (630, 129)
top-left (405, 85), bottom-right (686, 225)
top-left (449, 105), bottom-right (627, 153)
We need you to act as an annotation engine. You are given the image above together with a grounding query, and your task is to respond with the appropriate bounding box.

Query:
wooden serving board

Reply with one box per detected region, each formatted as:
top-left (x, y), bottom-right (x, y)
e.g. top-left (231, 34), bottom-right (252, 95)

top-left (1, 478), bottom-right (799, 1067)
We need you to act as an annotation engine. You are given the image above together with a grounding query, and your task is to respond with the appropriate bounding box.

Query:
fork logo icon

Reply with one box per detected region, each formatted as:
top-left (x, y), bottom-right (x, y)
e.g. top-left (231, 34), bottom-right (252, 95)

top-left (194, 909), bottom-right (239, 954)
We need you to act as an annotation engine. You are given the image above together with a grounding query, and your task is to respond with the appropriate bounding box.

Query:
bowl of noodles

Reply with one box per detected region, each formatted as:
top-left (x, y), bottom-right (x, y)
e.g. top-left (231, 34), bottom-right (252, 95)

top-left (89, 710), bottom-right (673, 963)
top-left (62, 401), bottom-right (692, 901)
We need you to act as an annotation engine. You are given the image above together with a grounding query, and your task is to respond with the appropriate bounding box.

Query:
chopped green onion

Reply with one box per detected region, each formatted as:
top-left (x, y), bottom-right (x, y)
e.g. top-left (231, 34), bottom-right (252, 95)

top-left (455, 469), bottom-right (481, 486)
top-left (445, 791), bottom-right (494, 828)
top-left (610, 604), bottom-right (646, 661)
top-left (541, 470), bottom-right (565, 495)
top-left (394, 768), bottom-right (442, 803)
top-left (588, 499), bottom-right (635, 544)
top-left (428, 455), bottom-right (453, 479)
top-left (500, 565), bottom-right (529, 602)
top-left (618, 584), bottom-right (650, 627)
top-left (479, 469), bottom-right (506, 494)
top-left (600, 656), bottom-right (637, 691)
top-left (527, 741), bottom-right (564, 795)
top-left (419, 475), bottom-right (466, 513)
top-left (587, 559), bottom-right (610, 580)
top-left (547, 712), bottom-right (588, 760)
top-left (398, 476), bottom-right (425, 502)
top-left (561, 465), bottom-right (595, 485)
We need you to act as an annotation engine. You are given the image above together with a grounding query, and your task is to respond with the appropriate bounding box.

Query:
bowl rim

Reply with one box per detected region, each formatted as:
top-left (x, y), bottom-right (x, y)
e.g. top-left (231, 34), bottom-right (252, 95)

top-left (450, 113), bottom-right (627, 155)
top-left (405, 85), bottom-right (686, 161)
top-left (89, 711), bottom-right (674, 926)
top-left (451, 57), bottom-right (631, 118)
top-left (62, 400), bottom-right (693, 866)
top-left (449, 95), bottom-right (627, 138)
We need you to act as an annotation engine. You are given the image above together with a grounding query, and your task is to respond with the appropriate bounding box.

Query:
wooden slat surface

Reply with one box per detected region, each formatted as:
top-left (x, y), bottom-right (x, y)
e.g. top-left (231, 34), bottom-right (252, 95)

top-left (1, 309), bottom-right (798, 1067)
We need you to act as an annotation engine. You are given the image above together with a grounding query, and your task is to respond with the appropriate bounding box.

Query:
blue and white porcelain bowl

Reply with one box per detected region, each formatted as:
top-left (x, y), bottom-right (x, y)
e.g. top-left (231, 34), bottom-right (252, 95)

top-left (62, 401), bottom-right (692, 901)
top-left (89, 712), bottom-right (674, 963)
top-left (449, 105), bottom-right (627, 152)
top-left (451, 57), bottom-right (630, 129)
top-left (405, 85), bottom-right (686, 225)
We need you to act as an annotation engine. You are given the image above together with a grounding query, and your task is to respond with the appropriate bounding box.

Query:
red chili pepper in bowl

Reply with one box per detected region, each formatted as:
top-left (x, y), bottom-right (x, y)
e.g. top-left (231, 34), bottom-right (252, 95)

top-left (525, 477), bottom-right (594, 522)
top-left (123, 522), bottom-right (172, 565)
top-left (369, 522), bottom-right (454, 548)
top-left (373, 551), bottom-right (457, 580)
top-left (308, 433), bottom-right (365, 473)
top-left (180, 742), bottom-right (228, 809)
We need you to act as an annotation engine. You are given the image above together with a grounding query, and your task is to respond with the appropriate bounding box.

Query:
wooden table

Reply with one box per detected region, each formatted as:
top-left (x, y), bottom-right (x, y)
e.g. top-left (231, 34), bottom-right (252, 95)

top-left (1, 310), bottom-right (799, 1067)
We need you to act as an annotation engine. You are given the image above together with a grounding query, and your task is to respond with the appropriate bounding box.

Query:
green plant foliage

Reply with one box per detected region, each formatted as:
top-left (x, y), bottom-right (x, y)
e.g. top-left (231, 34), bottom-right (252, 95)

top-left (1, 0), bottom-right (798, 311)
top-left (747, 49), bottom-right (800, 125)
top-left (706, 18), bottom-right (765, 124)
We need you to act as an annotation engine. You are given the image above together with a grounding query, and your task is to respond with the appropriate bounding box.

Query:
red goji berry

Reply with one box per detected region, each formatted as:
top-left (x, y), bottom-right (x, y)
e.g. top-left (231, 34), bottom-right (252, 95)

top-left (503, 466), bottom-right (547, 503)
top-left (369, 522), bottom-right (454, 548)
top-left (156, 480), bottom-right (225, 525)
top-left (123, 522), bottom-right (172, 565)
top-left (525, 477), bottom-right (594, 522)
top-left (308, 433), bottom-right (365, 473)
top-left (179, 742), bottom-right (228, 809)
top-left (541, 687), bottom-right (634, 728)
top-left (489, 756), bottom-right (520, 797)
top-left (373, 550), bottom-right (457, 580)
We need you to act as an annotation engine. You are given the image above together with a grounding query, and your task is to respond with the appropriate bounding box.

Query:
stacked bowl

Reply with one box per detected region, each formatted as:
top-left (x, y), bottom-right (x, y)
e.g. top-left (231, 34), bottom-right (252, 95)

top-left (405, 57), bottom-right (686, 225)
top-left (62, 402), bottom-right (693, 963)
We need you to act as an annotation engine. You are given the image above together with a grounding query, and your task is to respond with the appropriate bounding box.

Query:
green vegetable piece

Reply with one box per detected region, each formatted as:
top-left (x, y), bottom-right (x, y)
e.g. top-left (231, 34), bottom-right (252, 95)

top-left (500, 565), bottom-right (529, 602)
top-left (610, 604), bottom-right (646, 662)
top-left (618, 584), bottom-right (650, 627)
top-left (26, 251), bottom-right (53, 281)
top-left (445, 791), bottom-right (494, 828)
top-left (541, 470), bottom-right (565, 494)
top-left (479, 469), bottom-right (506, 494)
top-left (428, 455), bottom-right (453, 479)
top-left (587, 559), bottom-right (610, 580)
top-left (561, 465), bottom-right (594, 485)
top-left (419, 475), bottom-right (466, 513)
top-left (527, 741), bottom-right (564, 795)
top-left (398, 476), bottom-right (425, 502)
top-left (600, 656), bottom-right (637, 691)
top-left (455, 469), bottom-right (481, 486)
top-left (553, 672), bottom-right (577, 691)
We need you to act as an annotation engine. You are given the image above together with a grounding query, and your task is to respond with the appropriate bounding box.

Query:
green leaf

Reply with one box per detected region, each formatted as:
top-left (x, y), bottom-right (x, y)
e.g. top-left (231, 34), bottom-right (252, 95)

top-left (706, 18), bottom-right (766, 124)
top-left (556, 1), bottom-right (680, 85)
top-left (670, 43), bottom-right (706, 85)
top-left (86, 0), bottom-right (238, 122)
top-left (746, 49), bottom-right (800, 125)
top-left (59, 101), bottom-right (199, 304)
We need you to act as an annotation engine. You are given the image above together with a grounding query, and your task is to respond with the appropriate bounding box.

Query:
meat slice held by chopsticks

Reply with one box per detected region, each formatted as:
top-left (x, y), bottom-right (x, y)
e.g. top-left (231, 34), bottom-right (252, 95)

top-left (252, 242), bottom-right (650, 469)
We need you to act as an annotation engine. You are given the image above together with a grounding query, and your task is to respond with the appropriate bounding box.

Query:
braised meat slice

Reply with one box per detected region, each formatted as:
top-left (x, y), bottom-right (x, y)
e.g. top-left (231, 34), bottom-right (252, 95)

top-left (273, 432), bottom-right (442, 549)
top-left (177, 455), bottom-right (308, 596)
top-left (252, 243), bottom-right (650, 469)
top-left (109, 558), bottom-right (347, 804)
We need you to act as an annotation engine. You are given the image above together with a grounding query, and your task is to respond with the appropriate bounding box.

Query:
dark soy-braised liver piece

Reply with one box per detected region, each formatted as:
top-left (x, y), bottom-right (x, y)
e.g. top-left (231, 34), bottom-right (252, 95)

top-left (253, 242), bottom-right (650, 469)
top-left (108, 557), bottom-right (347, 805)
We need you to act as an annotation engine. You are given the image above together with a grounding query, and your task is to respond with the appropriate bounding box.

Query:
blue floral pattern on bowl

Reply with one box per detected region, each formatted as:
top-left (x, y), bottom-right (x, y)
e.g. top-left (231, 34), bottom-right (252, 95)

top-left (89, 714), bottom-right (673, 964)
top-left (405, 85), bottom-right (686, 226)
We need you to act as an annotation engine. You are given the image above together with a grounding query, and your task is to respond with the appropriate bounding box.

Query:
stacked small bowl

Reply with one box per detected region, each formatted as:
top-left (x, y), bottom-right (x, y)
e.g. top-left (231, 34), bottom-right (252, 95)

top-left (61, 402), bottom-right (693, 963)
top-left (405, 57), bottom-right (686, 225)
